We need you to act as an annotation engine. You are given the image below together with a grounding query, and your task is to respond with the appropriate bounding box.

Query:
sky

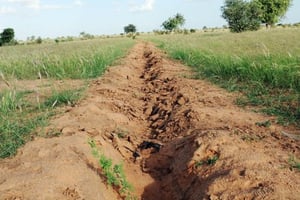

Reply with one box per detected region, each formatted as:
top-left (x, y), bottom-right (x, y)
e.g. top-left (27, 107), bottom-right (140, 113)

top-left (0, 0), bottom-right (299, 40)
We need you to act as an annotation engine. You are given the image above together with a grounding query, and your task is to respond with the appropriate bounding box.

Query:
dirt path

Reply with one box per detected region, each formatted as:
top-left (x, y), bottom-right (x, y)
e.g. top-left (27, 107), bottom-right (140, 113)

top-left (0, 42), bottom-right (299, 200)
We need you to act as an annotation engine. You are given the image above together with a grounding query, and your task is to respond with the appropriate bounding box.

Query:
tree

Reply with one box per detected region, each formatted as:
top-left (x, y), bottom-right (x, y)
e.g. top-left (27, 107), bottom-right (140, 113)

top-left (162, 13), bottom-right (185, 32)
top-left (221, 0), bottom-right (262, 33)
top-left (79, 32), bottom-right (86, 37)
top-left (124, 24), bottom-right (136, 34)
top-left (0, 28), bottom-right (15, 44)
top-left (254, 0), bottom-right (292, 27)
top-left (36, 36), bottom-right (42, 44)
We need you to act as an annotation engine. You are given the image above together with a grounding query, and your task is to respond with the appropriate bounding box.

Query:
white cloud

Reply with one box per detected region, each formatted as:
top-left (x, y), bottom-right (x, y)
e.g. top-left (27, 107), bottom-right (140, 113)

top-left (74, 0), bottom-right (83, 6)
top-left (0, 6), bottom-right (16, 14)
top-left (130, 0), bottom-right (155, 12)
top-left (4, 0), bottom-right (67, 10)
top-left (7, 0), bottom-right (39, 9)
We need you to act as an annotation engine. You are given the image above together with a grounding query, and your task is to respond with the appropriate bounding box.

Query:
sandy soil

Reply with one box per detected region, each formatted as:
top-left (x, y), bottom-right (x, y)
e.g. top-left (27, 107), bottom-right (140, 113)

top-left (0, 42), bottom-right (299, 200)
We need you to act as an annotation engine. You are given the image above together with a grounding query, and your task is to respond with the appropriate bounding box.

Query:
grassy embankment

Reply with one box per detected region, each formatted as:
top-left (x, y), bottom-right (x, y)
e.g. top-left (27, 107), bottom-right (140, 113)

top-left (0, 38), bottom-right (135, 158)
top-left (147, 28), bottom-right (300, 127)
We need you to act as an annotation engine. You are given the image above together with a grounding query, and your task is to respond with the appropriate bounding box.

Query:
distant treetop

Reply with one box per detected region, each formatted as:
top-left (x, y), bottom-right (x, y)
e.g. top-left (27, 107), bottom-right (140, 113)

top-left (124, 24), bottom-right (137, 34)
top-left (162, 13), bottom-right (185, 32)
top-left (0, 28), bottom-right (15, 45)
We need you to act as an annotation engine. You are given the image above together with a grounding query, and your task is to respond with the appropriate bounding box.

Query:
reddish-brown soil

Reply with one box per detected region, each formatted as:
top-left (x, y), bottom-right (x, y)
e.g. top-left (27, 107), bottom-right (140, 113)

top-left (0, 42), bottom-right (299, 200)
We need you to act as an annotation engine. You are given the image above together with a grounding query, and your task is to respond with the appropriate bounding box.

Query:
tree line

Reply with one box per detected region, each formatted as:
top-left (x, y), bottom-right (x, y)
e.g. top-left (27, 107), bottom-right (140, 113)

top-left (124, 0), bottom-right (293, 34)
top-left (0, 0), bottom-right (294, 46)
top-left (124, 13), bottom-right (186, 36)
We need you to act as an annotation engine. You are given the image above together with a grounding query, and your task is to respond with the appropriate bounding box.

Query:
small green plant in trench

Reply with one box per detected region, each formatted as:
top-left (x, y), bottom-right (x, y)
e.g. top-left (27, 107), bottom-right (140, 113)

top-left (88, 139), bottom-right (136, 199)
top-left (196, 155), bottom-right (219, 167)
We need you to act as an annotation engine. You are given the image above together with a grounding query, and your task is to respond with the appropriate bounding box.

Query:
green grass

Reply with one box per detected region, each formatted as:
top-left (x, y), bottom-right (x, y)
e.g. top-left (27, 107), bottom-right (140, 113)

top-left (88, 139), bottom-right (135, 199)
top-left (43, 88), bottom-right (84, 108)
top-left (0, 89), bottom-right (25, 115)
top-left (195, 155), bottom-right (219, 167)
top-left (0, 38), bottom-right (135, 80)
top-left (0, 87), bottom-right (85, 158)
top-left (145, 28), bottom-right (300, 126)
top-left (0, 112), bottom-right (51, 158)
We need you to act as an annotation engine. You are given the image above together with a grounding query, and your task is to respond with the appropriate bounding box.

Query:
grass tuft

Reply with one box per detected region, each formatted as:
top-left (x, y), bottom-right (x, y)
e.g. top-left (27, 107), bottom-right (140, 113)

top-left (0, 112), bottom-right (51, 158)
top-left (0, 90), bottom-right (25, 115)
top-left (0, 88), bottom-right (84, 158)
top-left (43, 89), bottom-right (83, 108)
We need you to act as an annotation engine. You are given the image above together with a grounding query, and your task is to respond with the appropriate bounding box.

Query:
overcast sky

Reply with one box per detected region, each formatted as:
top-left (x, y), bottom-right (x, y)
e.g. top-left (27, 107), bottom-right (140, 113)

top-left (0, 0), bottom-right (299, 40)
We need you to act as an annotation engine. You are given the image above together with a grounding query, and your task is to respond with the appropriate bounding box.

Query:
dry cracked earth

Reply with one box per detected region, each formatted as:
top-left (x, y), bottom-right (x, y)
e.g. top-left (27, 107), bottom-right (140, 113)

top-left (0, 42), bottom-right (299, 200)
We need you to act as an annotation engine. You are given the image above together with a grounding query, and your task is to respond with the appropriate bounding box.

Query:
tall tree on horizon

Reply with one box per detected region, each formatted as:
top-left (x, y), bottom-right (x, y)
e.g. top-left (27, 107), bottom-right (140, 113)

top-left (255, 0), bottom-right (292, 27)
top-left (162, 13), bottom-right (185, 32)
top-left (124, 24), bottom-right (137, 34)
top-left (0, 28), bottom-right (15, 45)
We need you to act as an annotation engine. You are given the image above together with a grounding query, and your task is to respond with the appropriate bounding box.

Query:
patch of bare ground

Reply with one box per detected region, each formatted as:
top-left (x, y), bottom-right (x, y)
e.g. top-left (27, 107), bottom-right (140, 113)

top-left (0, 42), bottom-right (299, 200)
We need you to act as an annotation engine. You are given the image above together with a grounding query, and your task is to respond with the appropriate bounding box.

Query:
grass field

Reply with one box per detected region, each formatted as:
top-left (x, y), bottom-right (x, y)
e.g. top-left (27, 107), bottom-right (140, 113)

top-left (1, 28), bottom-right (300, 158)
top-left (0, 38), bottom-right (135, 158)
top-left (0, 38), bottom-right (135, 80)
top-left (145, 28), bottom-right (300, 126)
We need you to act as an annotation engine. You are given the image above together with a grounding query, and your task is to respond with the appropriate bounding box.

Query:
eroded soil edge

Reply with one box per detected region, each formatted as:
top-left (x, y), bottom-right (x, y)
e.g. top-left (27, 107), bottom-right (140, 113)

top-left (0, 42), bottom-right (299, 200)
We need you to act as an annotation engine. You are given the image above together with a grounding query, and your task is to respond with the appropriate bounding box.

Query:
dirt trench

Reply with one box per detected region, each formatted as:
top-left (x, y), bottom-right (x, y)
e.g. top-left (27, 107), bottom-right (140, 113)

top-left (0, 42), bottom-right (300, 200)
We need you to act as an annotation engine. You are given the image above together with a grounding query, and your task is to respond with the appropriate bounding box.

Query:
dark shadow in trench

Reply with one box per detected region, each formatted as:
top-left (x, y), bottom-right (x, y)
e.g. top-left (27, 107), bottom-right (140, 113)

top-left (141, 131), bottom-right (230, 200)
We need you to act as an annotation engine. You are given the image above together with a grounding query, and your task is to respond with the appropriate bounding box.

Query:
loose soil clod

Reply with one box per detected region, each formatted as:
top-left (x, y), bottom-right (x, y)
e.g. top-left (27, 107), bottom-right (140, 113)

top-left (0, 42), bottom-right (299, 200)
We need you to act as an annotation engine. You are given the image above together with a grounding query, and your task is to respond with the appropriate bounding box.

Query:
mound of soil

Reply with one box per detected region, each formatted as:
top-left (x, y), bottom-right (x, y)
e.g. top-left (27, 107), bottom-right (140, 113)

top-left (0, 42), bottom-right (299, 200)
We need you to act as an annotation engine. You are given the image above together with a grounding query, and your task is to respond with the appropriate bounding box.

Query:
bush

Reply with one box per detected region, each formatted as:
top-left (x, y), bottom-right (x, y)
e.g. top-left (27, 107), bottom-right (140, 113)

top-left (36, 37), bottom-right (42, 44)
